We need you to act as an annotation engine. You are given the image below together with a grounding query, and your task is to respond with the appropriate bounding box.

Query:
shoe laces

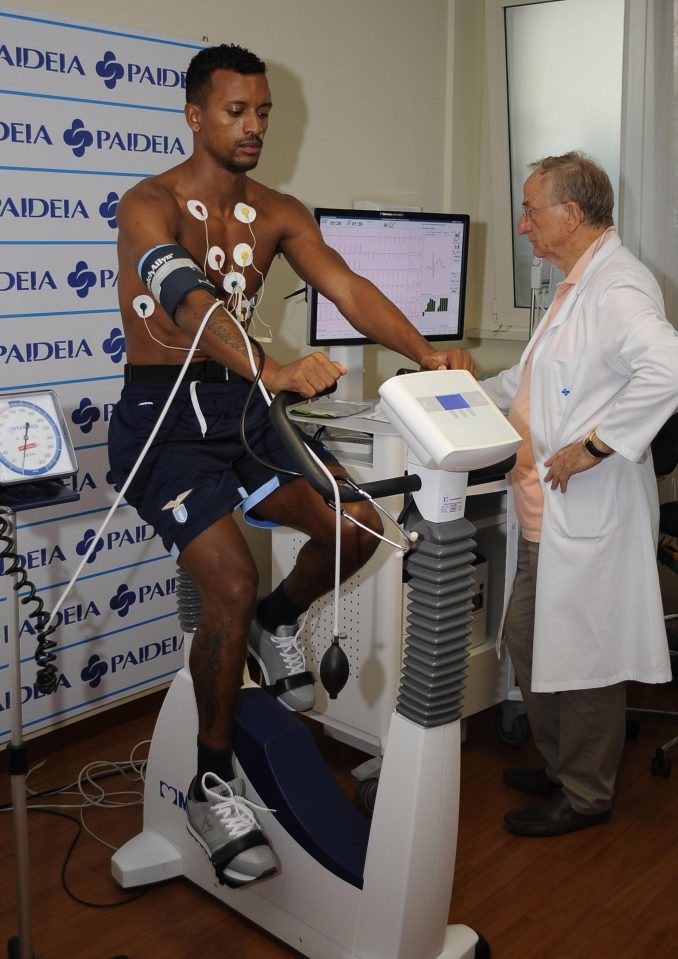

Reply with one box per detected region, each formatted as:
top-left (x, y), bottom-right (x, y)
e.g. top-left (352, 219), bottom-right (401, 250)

top-left (202, 773), bottom-right (273, 840)
top-left (272, 614), bottom-right (308, 674)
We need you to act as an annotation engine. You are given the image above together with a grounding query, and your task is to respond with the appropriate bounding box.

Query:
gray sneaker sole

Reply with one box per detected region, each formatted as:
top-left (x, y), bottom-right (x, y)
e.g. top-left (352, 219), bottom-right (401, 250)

top-left (186, 820), bottom-right (277, 888)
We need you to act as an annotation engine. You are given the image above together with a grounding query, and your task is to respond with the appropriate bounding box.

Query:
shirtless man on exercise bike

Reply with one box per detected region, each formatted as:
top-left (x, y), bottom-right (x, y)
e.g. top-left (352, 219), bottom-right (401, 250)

top-left (108, 42), bottom-right (475, 887)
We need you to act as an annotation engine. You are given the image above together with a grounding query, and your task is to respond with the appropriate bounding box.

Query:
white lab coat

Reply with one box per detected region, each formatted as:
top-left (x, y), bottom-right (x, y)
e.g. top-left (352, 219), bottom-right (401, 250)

top-left (483, 236), bottom-right (678, 692)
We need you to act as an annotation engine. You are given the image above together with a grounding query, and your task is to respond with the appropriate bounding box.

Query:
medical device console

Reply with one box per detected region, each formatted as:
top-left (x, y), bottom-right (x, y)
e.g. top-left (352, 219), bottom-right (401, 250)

top-left (307, 209), bottom-right (470, 346)
top-left (379, 370), bottom-right (521, 471)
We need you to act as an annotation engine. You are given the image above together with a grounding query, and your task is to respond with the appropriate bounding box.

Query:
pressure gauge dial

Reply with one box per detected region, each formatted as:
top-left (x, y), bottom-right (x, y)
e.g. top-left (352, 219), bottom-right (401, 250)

top-left (0, 390), bottom-right (78, 485)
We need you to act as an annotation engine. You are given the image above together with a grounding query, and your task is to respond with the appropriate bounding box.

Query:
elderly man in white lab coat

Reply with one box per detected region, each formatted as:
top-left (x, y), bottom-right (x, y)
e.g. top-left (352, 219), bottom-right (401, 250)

top-left (482, 152), bottom-right (678, 837)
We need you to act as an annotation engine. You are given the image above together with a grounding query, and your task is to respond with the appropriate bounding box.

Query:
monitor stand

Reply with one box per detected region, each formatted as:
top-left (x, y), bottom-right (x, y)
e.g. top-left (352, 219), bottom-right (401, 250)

top-left (330, 345), bottom-right (365, 402)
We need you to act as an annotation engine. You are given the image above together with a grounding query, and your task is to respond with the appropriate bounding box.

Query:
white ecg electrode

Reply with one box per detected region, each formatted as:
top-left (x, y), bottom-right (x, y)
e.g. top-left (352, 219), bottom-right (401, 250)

top-left (187, 199), bottom-right (209, 221)
top-left (208, 246), bottom-right (226, 271)
top-left (233, 242), bottom-right (254, 267)
top-left (133, 294), bottom-right (155, 318)
top-left (234, 202), bottom-right (257, 224)
top-left (223, 271), bottom-right (247, 293)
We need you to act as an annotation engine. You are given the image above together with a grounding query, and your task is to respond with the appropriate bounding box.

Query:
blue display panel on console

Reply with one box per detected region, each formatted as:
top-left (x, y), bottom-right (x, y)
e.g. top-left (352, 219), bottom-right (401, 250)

top-left (436, 394), bottom-right (470, 411)
top-left (416, 390), bottom-right (489, 414)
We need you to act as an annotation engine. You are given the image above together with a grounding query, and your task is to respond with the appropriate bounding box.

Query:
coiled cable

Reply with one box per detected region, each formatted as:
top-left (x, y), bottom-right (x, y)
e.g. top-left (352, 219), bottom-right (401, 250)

top-left (0, 505), bottom-right (59, 691)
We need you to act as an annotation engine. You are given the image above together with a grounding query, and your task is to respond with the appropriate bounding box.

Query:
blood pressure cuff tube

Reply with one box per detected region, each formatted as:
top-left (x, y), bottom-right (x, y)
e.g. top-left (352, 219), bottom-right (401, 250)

top-left (138, 244), bottom-right (218, 322)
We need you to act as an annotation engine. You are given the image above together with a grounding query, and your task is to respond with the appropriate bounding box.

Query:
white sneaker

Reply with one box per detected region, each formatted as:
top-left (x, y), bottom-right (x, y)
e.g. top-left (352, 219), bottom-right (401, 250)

top-left (247, 614), bottom-right (315, 711)
top-left (186, 773), bottom-right (277, 887)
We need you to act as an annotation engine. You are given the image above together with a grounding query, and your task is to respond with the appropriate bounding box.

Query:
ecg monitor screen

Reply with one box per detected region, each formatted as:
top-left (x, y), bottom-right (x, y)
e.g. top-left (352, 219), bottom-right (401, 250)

top-left (307, 209), bottom-right (470, 346)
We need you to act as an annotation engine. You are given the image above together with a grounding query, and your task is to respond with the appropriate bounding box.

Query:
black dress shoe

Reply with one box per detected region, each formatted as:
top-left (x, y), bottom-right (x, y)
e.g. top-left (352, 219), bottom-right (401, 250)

top-left (504, 791), bottom-right (612, 837)
top-left (502, 767), bottom-right (561, 796)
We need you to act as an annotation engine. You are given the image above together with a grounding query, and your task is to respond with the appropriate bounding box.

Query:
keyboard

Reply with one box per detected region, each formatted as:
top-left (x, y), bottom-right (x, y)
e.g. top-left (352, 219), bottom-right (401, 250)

top-left (291, 400), bottom-right (373, 419)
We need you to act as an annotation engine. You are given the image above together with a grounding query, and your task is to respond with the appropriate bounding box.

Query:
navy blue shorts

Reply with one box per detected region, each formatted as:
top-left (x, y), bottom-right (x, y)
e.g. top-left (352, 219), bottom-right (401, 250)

top-left (107, 371), bottom-right (337, 557)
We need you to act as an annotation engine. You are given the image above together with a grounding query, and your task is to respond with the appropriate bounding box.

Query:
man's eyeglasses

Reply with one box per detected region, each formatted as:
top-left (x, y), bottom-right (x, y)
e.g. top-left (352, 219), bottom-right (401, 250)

top-left (520, 201), bottom-right (568, 223)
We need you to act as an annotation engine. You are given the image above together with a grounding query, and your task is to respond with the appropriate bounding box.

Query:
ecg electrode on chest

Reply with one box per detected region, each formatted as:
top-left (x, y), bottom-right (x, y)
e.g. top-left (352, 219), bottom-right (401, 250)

top-left (135, 198), bottom-right (271, 344)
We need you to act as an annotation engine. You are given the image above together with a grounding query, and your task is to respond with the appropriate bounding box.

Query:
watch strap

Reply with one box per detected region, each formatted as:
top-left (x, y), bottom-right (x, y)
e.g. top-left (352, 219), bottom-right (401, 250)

top-left (583, 430), bottom-right (612, 459)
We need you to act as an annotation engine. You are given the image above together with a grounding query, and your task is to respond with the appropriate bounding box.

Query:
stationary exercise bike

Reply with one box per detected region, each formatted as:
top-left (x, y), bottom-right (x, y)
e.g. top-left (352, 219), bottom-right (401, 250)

top-left (111, 369), bottom-right (520, 959)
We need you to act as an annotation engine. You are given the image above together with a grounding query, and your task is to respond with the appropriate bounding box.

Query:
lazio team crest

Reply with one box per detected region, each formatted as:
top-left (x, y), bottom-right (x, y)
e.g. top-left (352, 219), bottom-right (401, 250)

top-left (162, 489), bottom-right (192, 524)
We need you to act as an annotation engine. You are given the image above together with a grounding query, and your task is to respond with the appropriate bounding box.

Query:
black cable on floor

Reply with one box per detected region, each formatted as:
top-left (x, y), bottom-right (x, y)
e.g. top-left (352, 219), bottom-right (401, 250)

top-left (25, 807), bottom-right (148, 908)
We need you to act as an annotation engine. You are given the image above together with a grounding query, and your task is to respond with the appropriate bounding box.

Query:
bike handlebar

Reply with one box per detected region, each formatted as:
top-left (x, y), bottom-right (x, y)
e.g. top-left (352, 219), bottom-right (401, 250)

top-left (269, 391), bottom-right (422, 503)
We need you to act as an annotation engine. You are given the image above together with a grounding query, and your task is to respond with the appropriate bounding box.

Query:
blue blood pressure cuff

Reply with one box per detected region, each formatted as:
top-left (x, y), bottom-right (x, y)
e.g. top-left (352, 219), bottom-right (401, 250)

top-left (138, 244), bottom-right (218, 322)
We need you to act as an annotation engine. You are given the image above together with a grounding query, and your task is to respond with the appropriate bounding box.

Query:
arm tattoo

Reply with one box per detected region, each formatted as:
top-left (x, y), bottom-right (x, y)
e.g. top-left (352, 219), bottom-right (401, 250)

top-left (206, 305), bottom-right (250, 360)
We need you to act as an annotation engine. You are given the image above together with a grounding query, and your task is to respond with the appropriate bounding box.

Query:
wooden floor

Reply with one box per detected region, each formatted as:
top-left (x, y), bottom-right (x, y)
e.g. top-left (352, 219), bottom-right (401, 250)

top-left (1, 677), bottom-right (677, 959)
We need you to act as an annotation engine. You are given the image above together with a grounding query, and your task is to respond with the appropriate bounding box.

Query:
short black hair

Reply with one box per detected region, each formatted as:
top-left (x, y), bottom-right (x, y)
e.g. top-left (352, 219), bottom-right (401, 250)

top-left (186, 44), bottom-right (267, 107)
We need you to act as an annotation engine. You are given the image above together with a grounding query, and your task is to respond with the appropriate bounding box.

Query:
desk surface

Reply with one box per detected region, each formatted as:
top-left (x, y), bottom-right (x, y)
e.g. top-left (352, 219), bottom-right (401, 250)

top-left (289, 398), bottom-right (400, 435)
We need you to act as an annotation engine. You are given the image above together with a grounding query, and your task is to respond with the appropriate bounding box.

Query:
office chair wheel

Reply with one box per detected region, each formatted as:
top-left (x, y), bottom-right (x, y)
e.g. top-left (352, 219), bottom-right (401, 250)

top-left (495, 706), bottom-right (530, 745)
top-left (625, 719), bottom-right (640, 740)
top-left (356, 777), bottom-right (379, 817)
top-left (651, 748), bottom-right (672, 777)
top-left (475, 932), bottom-right (491, 957)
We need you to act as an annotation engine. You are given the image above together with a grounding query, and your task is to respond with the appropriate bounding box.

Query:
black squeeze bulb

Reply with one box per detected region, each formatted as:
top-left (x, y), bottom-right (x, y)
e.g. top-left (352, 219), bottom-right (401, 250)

top-left (319, 636), bottom-right (350, 699)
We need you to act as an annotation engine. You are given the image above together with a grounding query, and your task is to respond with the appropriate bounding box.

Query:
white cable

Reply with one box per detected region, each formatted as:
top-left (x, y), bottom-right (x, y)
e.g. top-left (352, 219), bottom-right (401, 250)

top-left (336, 479), bottom-right (417, 550)
top-left (201, 217), bottom-right (210, 274)
top-left (224, 310), bottom-right (347, 633)
top-left (43, 300), bottom-right (225, 631)
top-left (229, 313), bottom-right (273, 407)
top-left (4, 744), bottom-right (151, 851)
top-left (142, 315), bottom-right (192, 352)
top-left (291, 439), bottom-right (344, 636)
top-left (340, 510), bottom-right (410, 551)
top-left (225, 310), bottom-right (346, 633)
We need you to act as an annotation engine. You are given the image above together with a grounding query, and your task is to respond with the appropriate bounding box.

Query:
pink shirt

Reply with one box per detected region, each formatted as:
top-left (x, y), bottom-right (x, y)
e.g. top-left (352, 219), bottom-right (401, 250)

top-left (508, 228), bottom-right (616, 541)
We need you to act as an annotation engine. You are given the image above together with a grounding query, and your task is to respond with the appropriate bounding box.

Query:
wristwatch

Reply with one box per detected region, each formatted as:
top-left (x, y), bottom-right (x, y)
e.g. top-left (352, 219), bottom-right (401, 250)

top-left (583, 429), bottom-right (612, 459)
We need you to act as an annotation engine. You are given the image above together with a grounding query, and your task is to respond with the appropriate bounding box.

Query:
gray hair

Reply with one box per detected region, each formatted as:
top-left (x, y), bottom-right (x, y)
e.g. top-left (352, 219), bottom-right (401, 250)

top-left (530, 151), bottom-right (614, 228)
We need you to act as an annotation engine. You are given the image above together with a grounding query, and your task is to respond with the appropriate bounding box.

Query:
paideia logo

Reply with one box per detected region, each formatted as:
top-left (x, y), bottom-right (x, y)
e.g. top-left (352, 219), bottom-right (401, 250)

top-left (67, 260), bottom-right (96, 297)
top-left (110, 577), bottom-right (177, 618)
top-left (95, 50), bottom-right (186, 91)
top-left (1, 599), bottom-right (101, 644)
top-left (0, 543), bottom-right (66, 574)
top-left (95, 51), bottom-right (124, 89)
top-left (103, 327), bottom-right (126, 364)
top-left (63, 118), bottom-right (185, 159)
top-left (71, 397), bottom-right (117, 434)
top-left (0, 44), bottom-right (85, 75)
top-left (80, 634), bottom-right (183, 688)
top-left (0, 121), bottom-right (52, 145)
top-left (0, 269), bottom-right (56, 292)
top-left (81, 653), bottom-right (108, 688)
top-left (62, 118), bottom-right (93, 158)
top-left (75, 529), bottom-right (105, 565)
top-left (0, 195), bottom-right (89, 220)
top-left (0, 260), bottom-right (115, 298)
top-left (0, 337), bottom-right (93, 365)
top-left (0, 261), bottom-right (114, 296)
top-left (67, 469), bottom-right (99, 495)
top-left (75, 522), bottom-right (158, 564)
top-left (71, 398), bottom-right (100, 434)
top-left (67, 259), bottom-right (117, 298)
top-left (99, 191), bottom-right (119, 229)
top-left (0, 672), bottom-right (72, 711)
